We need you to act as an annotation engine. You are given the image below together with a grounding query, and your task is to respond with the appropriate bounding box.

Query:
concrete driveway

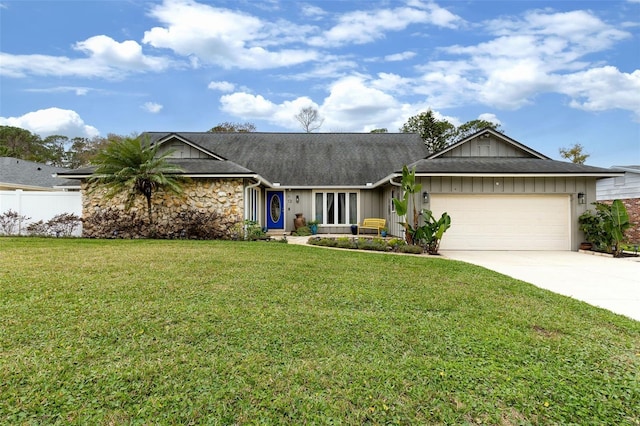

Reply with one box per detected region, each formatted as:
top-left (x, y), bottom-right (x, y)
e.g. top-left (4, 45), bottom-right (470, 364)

top-left (442, 251), bottom-right (640, 322)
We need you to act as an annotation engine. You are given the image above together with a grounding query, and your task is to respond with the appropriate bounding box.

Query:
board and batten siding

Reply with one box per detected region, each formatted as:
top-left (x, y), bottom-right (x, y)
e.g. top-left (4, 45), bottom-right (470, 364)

top-left (158, 141), bottom-right (211, 159)
top-left (421, 176), bottom-right (591, 195)
top-left (440, 137), bottom-right (530, 158)
top-left (381, 176), bottom-right (594, 249)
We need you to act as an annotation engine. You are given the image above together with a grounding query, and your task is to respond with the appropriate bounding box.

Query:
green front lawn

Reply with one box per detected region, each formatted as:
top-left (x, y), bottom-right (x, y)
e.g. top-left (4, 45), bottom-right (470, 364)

top-left (1, 238), bottom-right (638, 424)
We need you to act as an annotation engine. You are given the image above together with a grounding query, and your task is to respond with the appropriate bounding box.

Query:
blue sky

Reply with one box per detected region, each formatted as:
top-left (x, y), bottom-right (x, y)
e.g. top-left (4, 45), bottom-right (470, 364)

top-left (1, 0), bottom-right (638, 168)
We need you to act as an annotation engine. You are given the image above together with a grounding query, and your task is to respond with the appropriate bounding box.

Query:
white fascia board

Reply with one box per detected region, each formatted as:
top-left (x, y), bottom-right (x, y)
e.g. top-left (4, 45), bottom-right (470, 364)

top-left (273, 185), bottom-right (374, 190)
top-left (183, 174), bottom-right (276, 188)
top-left (0, 183), bottom-right (57, 191)
top-left (372, 174), bottom-right (401, 188)
top-left (54, 173), bottom-right (92, 179)
top-left (413, 172), bottom-right (625, 178)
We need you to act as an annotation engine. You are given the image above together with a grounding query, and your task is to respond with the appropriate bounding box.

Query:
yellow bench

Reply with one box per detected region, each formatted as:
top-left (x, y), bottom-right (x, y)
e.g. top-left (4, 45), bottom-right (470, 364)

top-left (358, 218), bottom-right (386, 236)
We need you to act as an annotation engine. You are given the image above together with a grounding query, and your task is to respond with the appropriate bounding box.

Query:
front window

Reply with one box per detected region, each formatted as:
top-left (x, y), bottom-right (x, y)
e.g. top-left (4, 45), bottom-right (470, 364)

top-left (314, 191), bottom-right (359, 225)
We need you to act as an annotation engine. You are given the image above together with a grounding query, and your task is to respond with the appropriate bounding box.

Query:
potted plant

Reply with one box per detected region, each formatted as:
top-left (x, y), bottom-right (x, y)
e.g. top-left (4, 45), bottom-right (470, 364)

top-left (380, 227), bottom-right (388, 237)
top-left (307, 219), bottom-right (320, 235)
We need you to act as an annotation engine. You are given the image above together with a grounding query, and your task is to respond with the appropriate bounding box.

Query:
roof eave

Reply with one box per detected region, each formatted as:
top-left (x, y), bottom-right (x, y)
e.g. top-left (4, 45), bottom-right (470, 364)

top-left (412, 172), bottom-right (625, 178)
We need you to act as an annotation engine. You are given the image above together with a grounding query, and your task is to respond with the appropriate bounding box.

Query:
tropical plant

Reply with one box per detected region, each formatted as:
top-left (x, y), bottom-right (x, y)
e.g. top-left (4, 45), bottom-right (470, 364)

top-left (392, 165), bottom-right (422, 244)
top-left (415, 210), bottom-right (452, 255)
top-left (89, 136), bottom-right (185, 225)
top-left (579, 200), bottom-right (631, 256)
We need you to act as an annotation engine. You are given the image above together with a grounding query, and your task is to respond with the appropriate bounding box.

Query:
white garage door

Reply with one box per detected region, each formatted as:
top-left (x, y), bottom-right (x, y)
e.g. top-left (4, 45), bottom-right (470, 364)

top-left (430, 194), bottom-right (571, 251)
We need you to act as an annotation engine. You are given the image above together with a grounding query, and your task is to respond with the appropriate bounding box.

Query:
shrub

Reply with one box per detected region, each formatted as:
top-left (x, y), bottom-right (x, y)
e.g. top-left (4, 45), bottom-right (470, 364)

top-left (336, 237), bottom-right (356, 249)
top-left (579, 201), bottom-right (631, 256)
top-left (174, 209), bottom-right (227, 240)
top-left (397, 244), bottom-right (424, 254)
top-left (0, 209), bottom-right (30, 236)
top-left (292, 226), bottom-right (311, 236)
top-left (231, 220), bottom-right (268, 241)
top-left (26, 220), bottom-right (49, 236)
top-left (48, 213), bottom-right (82, 237)
top-left (83, 208), bottom-right (148, 238)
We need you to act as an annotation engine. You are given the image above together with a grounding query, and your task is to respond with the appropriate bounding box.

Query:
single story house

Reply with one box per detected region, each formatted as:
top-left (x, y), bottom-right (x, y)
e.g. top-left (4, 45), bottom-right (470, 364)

top-left (58, 129), bottom-right (620, 250)
top-left (597, 165), bottom-right (640, 243)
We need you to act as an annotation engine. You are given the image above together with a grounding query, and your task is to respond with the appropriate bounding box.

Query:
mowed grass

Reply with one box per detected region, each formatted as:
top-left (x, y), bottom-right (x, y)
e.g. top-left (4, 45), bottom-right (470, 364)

top-left (1, 238), bottom-right (639, 425)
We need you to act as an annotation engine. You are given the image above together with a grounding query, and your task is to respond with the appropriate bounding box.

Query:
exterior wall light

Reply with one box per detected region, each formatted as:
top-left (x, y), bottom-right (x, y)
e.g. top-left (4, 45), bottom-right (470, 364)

top-left (577, 192), bottom-right (586, 204)
top-left (423, 191), bottom-right (430, 203)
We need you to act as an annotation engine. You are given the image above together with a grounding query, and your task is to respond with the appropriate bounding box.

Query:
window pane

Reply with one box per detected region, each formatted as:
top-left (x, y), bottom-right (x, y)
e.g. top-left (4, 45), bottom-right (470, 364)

top-left (315, 193), bottom-right (324, 223)
top-left (338, 193), bottom-right (346, 224)
top-left (327, 193), bottom-right (335, 224)
top-left (349, 193), bottom-right (357, 224)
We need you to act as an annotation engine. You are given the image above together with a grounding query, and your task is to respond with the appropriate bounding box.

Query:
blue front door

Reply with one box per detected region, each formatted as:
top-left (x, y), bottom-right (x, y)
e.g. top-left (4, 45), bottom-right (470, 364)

top-left (266, 191), bottom-right (285, 229)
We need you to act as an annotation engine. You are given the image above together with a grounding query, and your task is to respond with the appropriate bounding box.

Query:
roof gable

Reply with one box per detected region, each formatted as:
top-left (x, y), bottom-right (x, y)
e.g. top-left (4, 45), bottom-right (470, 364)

top-left (429, 128), bottom-right (549, 160)
top-left (155, 133), bottom-right (226, 160)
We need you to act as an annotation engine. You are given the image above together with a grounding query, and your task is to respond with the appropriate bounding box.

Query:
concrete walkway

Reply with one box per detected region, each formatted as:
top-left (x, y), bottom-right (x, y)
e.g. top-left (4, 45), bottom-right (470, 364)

top-left (286, 235), bottom-right (640, 321)
top-left (442, 251), bottom-right (640, 322)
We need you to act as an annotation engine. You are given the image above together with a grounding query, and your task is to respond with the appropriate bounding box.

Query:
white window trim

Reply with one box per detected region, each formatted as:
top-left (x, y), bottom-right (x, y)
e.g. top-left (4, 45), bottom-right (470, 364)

top-left (312, 189), bottom-right (360, 226)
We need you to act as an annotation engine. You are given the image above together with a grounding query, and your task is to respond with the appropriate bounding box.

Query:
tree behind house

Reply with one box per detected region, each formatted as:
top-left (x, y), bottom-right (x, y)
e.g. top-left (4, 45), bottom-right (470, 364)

top-left (208, 122), bottom-right (256, 132)
top-left (89, 136), bottom-right (185, 225)
top-left (295, 107), bottom-right (324, 133)
top-left (559, 143), bottom-right (589, 164)
top-left (400, 111), bottom-right (502, 153)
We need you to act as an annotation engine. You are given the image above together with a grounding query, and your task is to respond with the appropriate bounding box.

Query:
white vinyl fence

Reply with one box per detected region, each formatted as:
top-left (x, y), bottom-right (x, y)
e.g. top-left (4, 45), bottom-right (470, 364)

top-left (0, 190), bottom-right (83, 236)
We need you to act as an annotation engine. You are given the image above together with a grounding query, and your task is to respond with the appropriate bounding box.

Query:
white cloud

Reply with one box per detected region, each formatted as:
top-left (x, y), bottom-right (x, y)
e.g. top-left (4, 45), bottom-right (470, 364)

top-left (1, 35), bottom-right (173, 79)
top-left (218, 74), bottom-right (459, 132)
top-left (412, 8), bottom-right (635, 115)
top-left (220, 92), bottom-right (319, 130)
top-left (0, 108), bottom-right (100, 138)
top-left (384, 51), bottom-right (416, 62)
top-left (300, 4), bottom-right (326, 19)
top-left (208, 81), bottom-right (235, 92)
top-left (477, 113), bottom-right (502, 126)
top-left (320, 76), bottom-right (402, 131)
top-left (309, 2), bottom-right (462, 47)
top-left (143, 0), bottom-right (319, 69)
top-left (24, 86), bottom-right (92, 96)
top-left (142, 102), bottom-right (163, 113)
top-left (560, 67), bottom-right (640, 119)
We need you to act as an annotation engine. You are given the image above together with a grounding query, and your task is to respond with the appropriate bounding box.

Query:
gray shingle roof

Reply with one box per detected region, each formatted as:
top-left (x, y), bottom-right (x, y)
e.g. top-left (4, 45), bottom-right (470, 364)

top-left (0, 157), bottom-right (77, 189)
top-left (147, 132), bottom-right (429, 186)
top-left (55, 132), bottom-right (619, 186)
top-left (408, 158), bottom-right (618, 175)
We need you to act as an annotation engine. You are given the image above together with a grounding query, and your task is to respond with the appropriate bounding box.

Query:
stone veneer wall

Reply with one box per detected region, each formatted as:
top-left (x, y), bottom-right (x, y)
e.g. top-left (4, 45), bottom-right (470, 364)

top-left (600, 198), bottom-right (640, 244)
top-left (81, 178), bottom-right (244, 238)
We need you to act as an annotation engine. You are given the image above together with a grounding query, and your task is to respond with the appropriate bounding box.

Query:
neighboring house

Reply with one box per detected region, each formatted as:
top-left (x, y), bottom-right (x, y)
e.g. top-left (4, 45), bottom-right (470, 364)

top-left (0, 157), bottom-right (82, 234)
top-left (0, 156), bottom-right (79, 191)
top-left (597, 165), bottom-right (640, 243)
top-left (57, 129), bottom-right (620, 250)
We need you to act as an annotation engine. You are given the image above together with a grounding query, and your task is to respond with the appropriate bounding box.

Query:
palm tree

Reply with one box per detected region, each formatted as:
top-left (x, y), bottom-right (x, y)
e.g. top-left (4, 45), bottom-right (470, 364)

top-left (89, 136), bottom-right (185, 225)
